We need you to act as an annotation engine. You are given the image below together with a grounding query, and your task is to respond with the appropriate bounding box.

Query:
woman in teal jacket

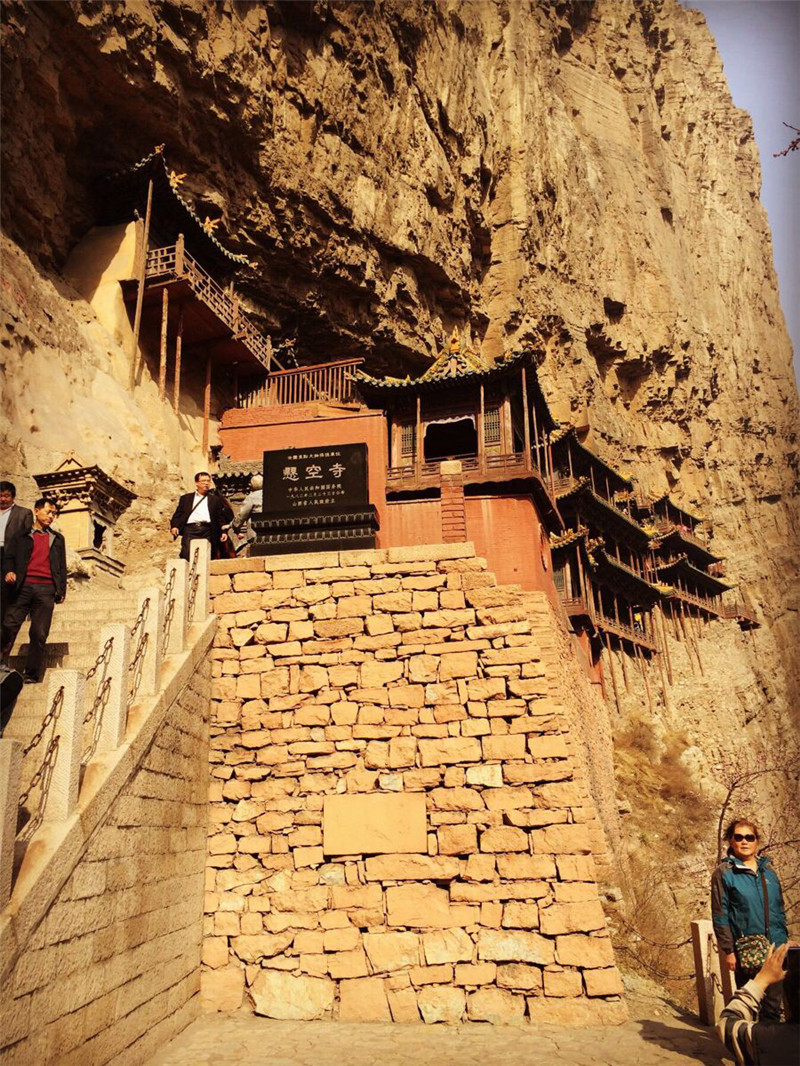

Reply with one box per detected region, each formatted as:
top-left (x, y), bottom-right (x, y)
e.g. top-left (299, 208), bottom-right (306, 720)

top-left (711, 817), bottom-right (789, 1022)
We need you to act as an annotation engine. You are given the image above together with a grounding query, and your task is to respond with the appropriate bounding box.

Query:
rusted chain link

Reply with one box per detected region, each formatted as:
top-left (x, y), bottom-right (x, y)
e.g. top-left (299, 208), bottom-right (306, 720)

top-left (615, 945), bottom-right (695, 981)
top-left (18, 734), bottom-right (59, 810)
top-left (22, 686), bottom-right (64, 758)
top-left (162, 568), bottom-right (177, 645)
top-left (187, 547), bottom-right (200, 619)
top-left (84, 675), bottom-right (112, 726)
top-left (84, 636), bottom-right (114, 682)
top-left (614, 916), bottom-right (692, 950)
top-left (128, 632), bottom-right (149, 706)
top-left (129, 597), bottom-right (151, 643)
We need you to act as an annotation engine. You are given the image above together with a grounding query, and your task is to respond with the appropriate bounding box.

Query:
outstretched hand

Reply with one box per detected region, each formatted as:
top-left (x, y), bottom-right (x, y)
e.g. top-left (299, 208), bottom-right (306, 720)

top-left (754, 943), bottom-right (790, 990)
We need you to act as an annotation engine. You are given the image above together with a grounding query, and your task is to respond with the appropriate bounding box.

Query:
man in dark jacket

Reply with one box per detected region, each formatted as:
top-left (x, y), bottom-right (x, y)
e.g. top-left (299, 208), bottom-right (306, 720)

top-left (170, 472), bottom-right (233, 561)
top-left (1, 499), bottom-right (67, 683)
top-left (0, 481), bottom-right (33, 625)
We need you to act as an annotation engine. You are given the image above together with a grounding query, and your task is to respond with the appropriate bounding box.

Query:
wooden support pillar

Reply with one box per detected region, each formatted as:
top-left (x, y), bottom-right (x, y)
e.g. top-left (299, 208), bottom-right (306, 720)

top-left (173, 305), bottom-right (184, 413)
top-left (604, 633), bottom-right (621, 714)
top-left (635, 643), bottom-right (654, 715)
top-left (203, 351), bottom-right (212, 459)
top-left (158, 286), bottom-right (169, 400)
top-left (478, 383), bottom-right (485, 466)
top-left (415, 394), bottom-right (422, 480)
top-left (175, 232), bottom-right (185, 275)
top-left (618, 638), bottom-right (630, 691)
top-left (531, 397), bottom-right (541, 470)
top-left (521, 367), bottom-right (531, 469)
top-left (658, 606), bottom-right (674, 685)
top-left (128, 176), bottom-right (154, 390)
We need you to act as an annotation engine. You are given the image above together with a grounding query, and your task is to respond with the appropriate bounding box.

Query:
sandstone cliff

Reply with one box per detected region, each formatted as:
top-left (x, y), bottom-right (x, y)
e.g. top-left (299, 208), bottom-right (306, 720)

top-left (2, 0), bottom-right (798, 996)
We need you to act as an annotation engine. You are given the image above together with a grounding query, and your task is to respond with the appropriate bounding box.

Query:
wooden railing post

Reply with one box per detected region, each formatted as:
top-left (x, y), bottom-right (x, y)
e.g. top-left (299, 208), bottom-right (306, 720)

top-left (0, 739), bottom-right (22, 907)
top-left (43, 670), bottom-right (85, 823)
top-left (175, 233), bottom-right (185, 275)
top-left (96, 624), bottom-right (131, 752)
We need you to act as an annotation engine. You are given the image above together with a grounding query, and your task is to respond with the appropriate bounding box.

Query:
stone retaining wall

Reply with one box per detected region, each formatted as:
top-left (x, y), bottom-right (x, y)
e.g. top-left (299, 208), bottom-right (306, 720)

top-left (203, 545), bottom-right (626, 1026)
top-left (0, 659), bottom-right (212, 1066)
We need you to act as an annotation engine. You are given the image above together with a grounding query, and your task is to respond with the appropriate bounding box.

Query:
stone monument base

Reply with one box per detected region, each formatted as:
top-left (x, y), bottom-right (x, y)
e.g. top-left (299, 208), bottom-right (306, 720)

top-left (250, 506), bottom-right (379, 555)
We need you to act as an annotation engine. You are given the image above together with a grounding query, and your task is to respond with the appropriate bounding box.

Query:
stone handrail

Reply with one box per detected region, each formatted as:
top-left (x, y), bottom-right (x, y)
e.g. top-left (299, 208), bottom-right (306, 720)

top-left (0, 541), bottom-right (212, 917)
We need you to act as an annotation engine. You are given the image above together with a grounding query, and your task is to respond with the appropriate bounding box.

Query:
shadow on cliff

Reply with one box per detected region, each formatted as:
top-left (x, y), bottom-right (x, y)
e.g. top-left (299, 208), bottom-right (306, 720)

top-left (636, 1014), bottom-right (722, 1065)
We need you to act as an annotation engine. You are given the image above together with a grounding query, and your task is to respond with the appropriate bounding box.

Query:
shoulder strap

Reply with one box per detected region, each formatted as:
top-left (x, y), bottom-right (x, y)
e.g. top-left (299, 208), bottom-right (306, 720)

top-left (759, 869), bottom-right (770, 938)
top-left (186, 494), bottom-right (207, 522)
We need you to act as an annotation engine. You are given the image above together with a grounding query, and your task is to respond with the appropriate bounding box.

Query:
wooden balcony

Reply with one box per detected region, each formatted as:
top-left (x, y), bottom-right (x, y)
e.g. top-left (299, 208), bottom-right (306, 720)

top-left (562, 596), bottom-right (590, 617)
top-left (140, 242), bottom-right (272, 370)
top-left (237, 359), bottom-right (363, 408)
top-left (654, 519), bottom-right (708, 551)
top-left (387, 451), bottom-right (544, 492)
top-left (667, 587), bottom-right (724, 617)
top-left (595, 613), bottom-right (658, 653)
top-left (722, 601), bottom-right (759, 629)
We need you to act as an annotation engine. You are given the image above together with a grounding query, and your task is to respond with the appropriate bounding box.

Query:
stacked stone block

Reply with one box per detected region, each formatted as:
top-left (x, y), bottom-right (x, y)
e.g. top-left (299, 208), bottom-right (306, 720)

top-left (0, 661), bottom-right (211, 1066)
top-left (204, 545), bottom-right (626, 1025)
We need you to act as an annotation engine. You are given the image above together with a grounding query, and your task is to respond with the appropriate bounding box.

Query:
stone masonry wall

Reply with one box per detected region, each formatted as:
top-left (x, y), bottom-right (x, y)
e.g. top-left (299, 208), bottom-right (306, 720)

top-left (0, 661), bottom-right (211, 1066)
top-left (203, 545), bottom-right (626, 1026)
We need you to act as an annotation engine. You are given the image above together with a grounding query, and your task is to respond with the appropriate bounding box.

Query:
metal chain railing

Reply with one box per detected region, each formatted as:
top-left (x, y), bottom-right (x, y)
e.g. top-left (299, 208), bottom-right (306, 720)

top-left (84, 676), bottom-right (112, 728)
top-left (161, 568), bottom-right (177, 648)
top-left (187, 548), bottom-right (200, 621)
top-left (17, 733), bottom-right (59, 840)
top-left (128, 597), bottom-right (151, 707)
top-left (22, 685), bottom-right (65, 758)
top-left (84, 636), bottom-right (114, 683)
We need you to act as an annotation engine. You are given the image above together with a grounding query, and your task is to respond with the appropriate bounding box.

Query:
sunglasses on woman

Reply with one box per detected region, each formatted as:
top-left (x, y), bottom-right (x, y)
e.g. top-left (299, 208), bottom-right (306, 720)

top-left (733, 833), bottom-right (757, 842)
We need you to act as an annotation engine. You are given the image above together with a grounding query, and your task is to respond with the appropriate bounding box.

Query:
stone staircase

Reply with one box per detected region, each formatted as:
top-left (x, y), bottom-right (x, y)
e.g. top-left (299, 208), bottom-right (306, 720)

top-left (4, 584), bottom-right (141, 751)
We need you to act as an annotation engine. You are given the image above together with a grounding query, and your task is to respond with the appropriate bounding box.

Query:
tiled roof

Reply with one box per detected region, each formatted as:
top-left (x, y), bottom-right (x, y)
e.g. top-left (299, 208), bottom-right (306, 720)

top-left (357, 333), bottom-right (528, 390)
top-left (551, 427), bottom-right (633, 490)
top-left (100, 148), bottom-right (250, 267)
top-left (656, 555), bottom-right (734, 593)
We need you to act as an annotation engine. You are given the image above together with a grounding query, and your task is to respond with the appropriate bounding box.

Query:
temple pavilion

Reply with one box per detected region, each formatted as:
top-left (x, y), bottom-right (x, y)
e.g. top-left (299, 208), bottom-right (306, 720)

top-left (548, 428), bottom-right (664, 669)
top-left (66, 147), bottom-right (279, 456)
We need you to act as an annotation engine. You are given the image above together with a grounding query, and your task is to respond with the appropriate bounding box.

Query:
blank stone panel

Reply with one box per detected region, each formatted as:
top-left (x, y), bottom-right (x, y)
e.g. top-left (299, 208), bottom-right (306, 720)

top-left (323, 793), bottom-right (427, 856)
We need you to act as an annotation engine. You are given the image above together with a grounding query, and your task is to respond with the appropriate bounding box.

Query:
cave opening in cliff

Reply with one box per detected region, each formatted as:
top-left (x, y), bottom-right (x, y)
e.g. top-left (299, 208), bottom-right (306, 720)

top-left (423, 417), bottom-right (477, 461)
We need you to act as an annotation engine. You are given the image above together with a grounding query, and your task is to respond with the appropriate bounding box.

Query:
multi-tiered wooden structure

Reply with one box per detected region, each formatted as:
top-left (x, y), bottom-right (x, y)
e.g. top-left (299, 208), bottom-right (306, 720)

top-left (97, 148), bottom-right (278, 454)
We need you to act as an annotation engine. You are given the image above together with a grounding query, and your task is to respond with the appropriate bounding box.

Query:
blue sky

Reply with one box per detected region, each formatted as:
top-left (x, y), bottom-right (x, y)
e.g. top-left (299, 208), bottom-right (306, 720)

top-left (686, 1), bottom-right (799, 386)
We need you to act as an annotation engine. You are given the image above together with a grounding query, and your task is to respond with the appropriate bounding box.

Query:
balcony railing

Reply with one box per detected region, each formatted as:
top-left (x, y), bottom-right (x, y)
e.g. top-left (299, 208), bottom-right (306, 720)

top-left (237, 358), bottom-right (363, 408)
top-left (144, 243), bottom-right (272, 370)
top-left (654, 519), bottom-right (707, 551)
top-left (722, 601), bottom-right (759, 626)
top-left (595, 612), bottom-right (658, 652)
top-left (386, 451), bottom-right (542, 491)
top-left (668, 587), bottom-right (723, 616)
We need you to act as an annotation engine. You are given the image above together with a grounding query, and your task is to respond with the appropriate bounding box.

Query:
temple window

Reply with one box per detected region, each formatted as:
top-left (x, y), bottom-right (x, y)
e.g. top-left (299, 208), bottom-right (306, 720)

top-left (423, 417), bottom-right (478, 461)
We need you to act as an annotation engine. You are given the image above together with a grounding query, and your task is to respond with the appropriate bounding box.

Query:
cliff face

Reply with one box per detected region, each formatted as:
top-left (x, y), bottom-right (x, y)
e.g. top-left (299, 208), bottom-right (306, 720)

top-left (2, 0), bottom-right (798, 973)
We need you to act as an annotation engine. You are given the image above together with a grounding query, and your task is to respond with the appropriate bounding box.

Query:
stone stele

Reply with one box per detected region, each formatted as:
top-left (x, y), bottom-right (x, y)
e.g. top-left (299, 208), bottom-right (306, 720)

top-left (323, 792), bottom-right (427, 856)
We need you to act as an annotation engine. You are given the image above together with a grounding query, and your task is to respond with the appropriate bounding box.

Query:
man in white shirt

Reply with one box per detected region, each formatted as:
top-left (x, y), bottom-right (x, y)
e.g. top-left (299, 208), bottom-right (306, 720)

top-left (169, 472), bottom-right (233, 561)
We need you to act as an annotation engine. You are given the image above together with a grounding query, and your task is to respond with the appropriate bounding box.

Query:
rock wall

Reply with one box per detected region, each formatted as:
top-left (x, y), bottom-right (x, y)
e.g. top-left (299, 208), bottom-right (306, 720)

top-left (203, 545), bottom-right (625, 1026)
top-left (0, 661), bottom-right (211, 1066)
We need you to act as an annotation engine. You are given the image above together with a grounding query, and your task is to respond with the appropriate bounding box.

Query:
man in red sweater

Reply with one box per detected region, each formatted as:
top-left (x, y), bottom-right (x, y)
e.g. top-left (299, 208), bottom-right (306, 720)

top-left (1, 499), bottom-right (67, 683)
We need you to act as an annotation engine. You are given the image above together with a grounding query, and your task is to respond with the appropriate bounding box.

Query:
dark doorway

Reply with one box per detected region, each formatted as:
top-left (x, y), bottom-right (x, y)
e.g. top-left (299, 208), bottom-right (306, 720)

top-left (424, 418), bottom-right (477, 461)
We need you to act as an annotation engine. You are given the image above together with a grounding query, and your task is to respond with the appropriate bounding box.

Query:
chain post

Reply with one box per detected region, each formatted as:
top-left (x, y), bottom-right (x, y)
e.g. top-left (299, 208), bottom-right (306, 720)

top-left (41, 670), bottom-right (85, 824)
top-left (165, 559), bottom-right (188, 656)
top-left (96, 624), bottom-right (130, 752)
top-left (0, 739), bottom-right (22, 908)
top-left (133, 586), bottom-right (163, 700)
